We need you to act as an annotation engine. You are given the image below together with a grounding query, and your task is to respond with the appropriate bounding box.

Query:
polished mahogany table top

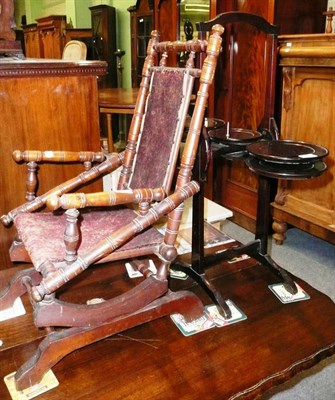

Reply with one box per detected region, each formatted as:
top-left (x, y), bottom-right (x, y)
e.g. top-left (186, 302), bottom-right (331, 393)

top-left (1, 253), bottom-right (334, 400)
top-left (98, 88), bottom-right (140, 152)
top-left (98, 87), bottom-right (139, 110)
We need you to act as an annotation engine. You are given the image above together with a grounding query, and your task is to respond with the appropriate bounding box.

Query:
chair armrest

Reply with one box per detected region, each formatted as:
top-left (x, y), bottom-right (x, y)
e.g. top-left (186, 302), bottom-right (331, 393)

top-left (0, 152), bottom-right (124, 226)
top-left (13, 150), bottom-right (106, 164)
top-left (13, 150), bottom-right (107, 202)
top-left (47, 188), bottom-right (166, 210)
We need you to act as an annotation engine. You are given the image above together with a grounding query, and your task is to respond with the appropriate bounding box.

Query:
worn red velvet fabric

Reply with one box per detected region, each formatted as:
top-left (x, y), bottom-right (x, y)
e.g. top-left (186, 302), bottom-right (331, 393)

top-left (130, 69), bottom-right (186, 190)
top-left (14, 208), bottom-right (163, 268)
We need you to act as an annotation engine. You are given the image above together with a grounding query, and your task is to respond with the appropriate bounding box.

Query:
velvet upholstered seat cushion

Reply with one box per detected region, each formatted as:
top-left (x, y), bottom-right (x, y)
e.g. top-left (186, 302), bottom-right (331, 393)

top-left (14, 208), bottom-right (164, 269)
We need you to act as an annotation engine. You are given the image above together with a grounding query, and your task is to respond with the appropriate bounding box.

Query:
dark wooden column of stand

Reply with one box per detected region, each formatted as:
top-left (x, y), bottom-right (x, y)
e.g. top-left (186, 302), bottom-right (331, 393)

top-left (255, 175), bottom-right (273, 254)
top-left (172, 127), bottom-right (235, 319)
top-left (191, 132), bottom-right (206, 273)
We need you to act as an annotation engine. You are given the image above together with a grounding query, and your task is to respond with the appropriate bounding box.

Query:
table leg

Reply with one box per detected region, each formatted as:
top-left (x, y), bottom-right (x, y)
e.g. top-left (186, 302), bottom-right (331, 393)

top-left (106, 114), bottom-right (115, 153)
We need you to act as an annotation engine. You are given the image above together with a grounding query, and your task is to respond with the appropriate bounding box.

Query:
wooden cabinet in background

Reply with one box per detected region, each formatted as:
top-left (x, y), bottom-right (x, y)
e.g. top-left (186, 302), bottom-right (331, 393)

top-left (36, 15), bottom-right (66, 59)
top-left (90, 5), bottom-right (117, 88)
top-left (128, 0), bottom-right (214, 87)
top-left (22, 23), bottom-right (40, 57)
top-left (0, 59), bottom-right (107, 268)
top-left (128, 0), bottom-right (154, 88)
top-left (271, 34), bottom-right (335, 245)
top-left (22, 15), bottom-right (66, 59)
top-left (274, 0), bottom-right (328, 35)
top-left (22, 16), bottom-right (95, 62)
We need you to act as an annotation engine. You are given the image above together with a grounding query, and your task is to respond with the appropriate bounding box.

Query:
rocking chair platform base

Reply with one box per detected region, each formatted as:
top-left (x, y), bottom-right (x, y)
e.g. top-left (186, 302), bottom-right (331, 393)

top-left (0, 253), bottom-right (334, 399)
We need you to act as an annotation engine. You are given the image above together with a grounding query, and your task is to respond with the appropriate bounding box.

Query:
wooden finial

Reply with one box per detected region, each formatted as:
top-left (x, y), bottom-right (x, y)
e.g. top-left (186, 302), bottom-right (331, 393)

top-left (323, 7), bottom-right (334, 33)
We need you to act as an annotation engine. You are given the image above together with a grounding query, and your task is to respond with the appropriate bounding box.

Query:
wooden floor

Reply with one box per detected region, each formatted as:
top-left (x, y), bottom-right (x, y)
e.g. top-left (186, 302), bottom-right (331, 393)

top-left (0, 249), bottom-right (335, 400)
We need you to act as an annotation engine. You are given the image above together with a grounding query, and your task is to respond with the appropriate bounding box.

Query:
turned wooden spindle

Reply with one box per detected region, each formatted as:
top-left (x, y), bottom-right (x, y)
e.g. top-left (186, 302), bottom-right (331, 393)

top-left (186, 51), bottom-right (196, 68)
top-left (46, 187), bottom-right (166, 211)
top-left (272, 219), bottom-right (288, 245)
top-left (138, 201), bottom-right (150, 215)
top-left (324, 7), bottom-right (334, 33)
top-left (159, 51), bottom-right (168, 67)
top-left (13, 150), bottom-right (105, 163)
top-left (130, 259), bottom-right (156, 278)
top-left (83, 161), bottom-right (92, 171)
top-left (25, 161), bottom-right (38, 202)
top-left (64, 208), bottom-right (80, 264)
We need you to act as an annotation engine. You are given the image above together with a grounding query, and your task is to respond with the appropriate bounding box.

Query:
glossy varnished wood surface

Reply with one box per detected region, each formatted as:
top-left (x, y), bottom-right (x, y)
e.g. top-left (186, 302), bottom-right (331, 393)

top-left (272, 35), bottom-right (335, 246)
top-left (0, 252), bottom-right (334, 400)
top-left (98, 88), bottom-right (139, 110)
top-left (208, 9), bottom-right (278, 232)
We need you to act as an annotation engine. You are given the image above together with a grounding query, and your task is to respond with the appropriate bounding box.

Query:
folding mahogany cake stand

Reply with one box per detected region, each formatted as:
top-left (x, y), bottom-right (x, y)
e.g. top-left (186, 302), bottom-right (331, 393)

top-left (172, 122), bottom-right (328, 319)
top-left (245, 139), bottom-right (328, 253)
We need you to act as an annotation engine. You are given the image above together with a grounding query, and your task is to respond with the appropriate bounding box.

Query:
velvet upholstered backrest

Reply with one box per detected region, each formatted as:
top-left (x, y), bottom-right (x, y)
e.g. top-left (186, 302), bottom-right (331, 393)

top-left (116, 29), bottom-right (215, 196)
top-left (128, 68), bottom-right (194, 192)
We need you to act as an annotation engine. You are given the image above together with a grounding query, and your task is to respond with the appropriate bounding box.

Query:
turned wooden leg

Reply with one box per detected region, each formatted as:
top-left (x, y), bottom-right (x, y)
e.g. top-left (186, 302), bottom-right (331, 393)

top-left (25, 161), bottom-right (38, 201)
top-left (106, 114), bottom-right (115, 153)
top-left (64, 208), bottom-right (80, 264)
top-left (272, 219), bottom-right (288, 245)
